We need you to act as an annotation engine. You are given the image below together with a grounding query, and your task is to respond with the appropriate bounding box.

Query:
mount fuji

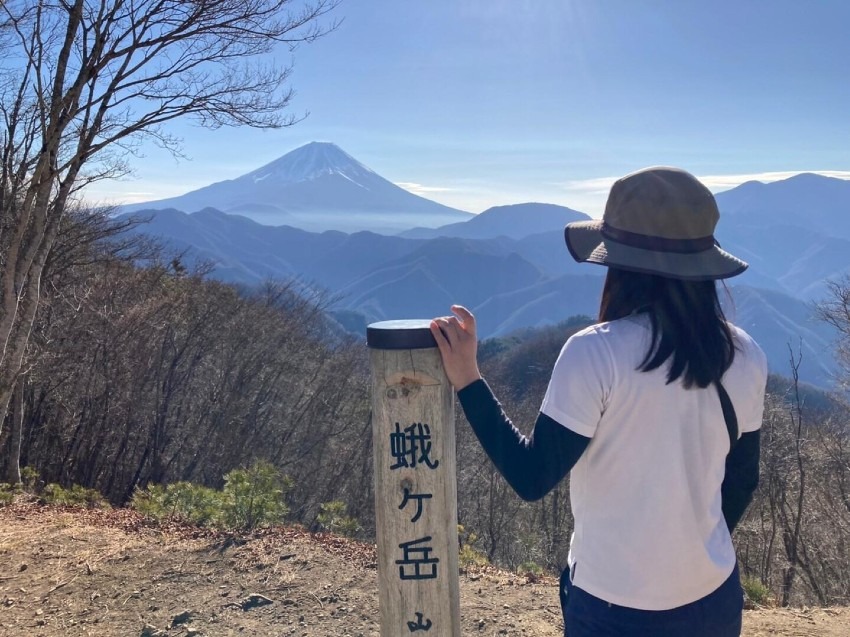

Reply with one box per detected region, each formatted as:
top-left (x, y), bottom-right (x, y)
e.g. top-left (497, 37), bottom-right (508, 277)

top-left (121, 142), bottom-right (472, 233)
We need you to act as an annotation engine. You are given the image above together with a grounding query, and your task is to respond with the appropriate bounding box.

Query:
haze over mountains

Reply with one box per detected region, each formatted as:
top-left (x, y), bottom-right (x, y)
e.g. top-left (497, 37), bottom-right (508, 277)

top-left (123, 143), bottom-right (850, 389)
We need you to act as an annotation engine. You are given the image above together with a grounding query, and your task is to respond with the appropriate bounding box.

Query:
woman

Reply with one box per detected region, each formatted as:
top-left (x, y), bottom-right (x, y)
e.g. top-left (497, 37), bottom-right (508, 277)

top-left (430, 167), bottom-right (767, 637)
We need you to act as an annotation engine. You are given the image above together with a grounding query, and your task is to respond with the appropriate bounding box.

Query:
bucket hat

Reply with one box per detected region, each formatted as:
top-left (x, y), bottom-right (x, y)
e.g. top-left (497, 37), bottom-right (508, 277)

top-left (564, 167), bottom-right (747, 280)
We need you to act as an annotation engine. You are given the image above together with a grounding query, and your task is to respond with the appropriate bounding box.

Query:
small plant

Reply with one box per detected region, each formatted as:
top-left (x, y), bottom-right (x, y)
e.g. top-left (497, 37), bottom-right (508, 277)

top-left (457, 524), bottom-right (489, 570)
top-left (166, 482), bottom-right (223, 526)
top-left (220, 461), bottom-right (292, 531)
top-left (40, 483), bottom-right (108, 508)
top-left (131, 482), bottom-right (222, 525)
top-left (316, 500), bottom-right (361, 537)
top-left (0, 482), bottom-right (21, 506)
top-left (131, 462), bottom-right (292, 531)
top-left (134, 482), bottom-right (224, 525)
top-left (20, 466), bottom-right (39, 490)
top-left (517, 561), bottom-right (543, 577)
top-left (131, 484), bottom-right (169, 519)
top-left (459, 543), bottom-right (489, 570)
top-left (742, 575), bottom-right (773, 607)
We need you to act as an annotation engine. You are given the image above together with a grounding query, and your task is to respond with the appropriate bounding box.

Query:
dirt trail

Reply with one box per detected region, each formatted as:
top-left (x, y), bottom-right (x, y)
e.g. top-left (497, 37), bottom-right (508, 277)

top-left (0, 505), bottom-right (847, 636)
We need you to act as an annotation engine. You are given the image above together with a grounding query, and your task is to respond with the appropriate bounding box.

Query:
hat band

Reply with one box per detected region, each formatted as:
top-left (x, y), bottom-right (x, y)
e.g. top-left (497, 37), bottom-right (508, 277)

top-left (601, 223), bottom-right (716, 254)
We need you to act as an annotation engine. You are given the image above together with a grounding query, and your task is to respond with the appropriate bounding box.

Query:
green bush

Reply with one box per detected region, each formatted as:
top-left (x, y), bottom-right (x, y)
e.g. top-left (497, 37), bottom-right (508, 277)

top-left (131, 484), bottom-right (169, 519)
top-left (1, 469), bottom-right (109, 509)
top-left (457, 524), bottom-right (489, 570)
top-left (40, 483), bottom-right (109, 508)
top-left (0, 467), bottom-right (38, 506)
top-left (517, 561), bottom-right (543, 576)
top-left (132, 462), bottom-right (293, 531)
top-left (742, 575), bottom-right (772, 607)
top-left (0, 482), bottom-right (21, 506)
top-left (316, 500), bottom-right (361, 537)
top-left (20, 466), bottom-right (39, 490)
top-left (131, 482), bottom-right (223, 525)
top-left (166, 482), bottom-right (223, 525)
top-left (220, 461), bottom-right (292, 530)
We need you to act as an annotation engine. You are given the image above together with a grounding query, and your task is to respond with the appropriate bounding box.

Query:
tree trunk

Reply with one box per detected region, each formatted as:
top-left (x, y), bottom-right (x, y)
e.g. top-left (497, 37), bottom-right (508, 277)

top-left (4, 378), bottom-right (24, 483)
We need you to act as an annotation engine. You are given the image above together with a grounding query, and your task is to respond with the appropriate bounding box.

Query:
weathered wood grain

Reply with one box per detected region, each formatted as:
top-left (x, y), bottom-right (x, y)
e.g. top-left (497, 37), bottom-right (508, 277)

top-left (370, 347), bottom-right (460, 637)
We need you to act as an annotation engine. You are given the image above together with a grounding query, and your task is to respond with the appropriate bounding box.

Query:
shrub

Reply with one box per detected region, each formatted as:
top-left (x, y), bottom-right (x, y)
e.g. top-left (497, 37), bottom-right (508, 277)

top-left (40, 483), bottom-right (109, 508)
top-left (316, 500), bottom-right (361, 537)
top-left (457, 524), bottom-right (489, 570)
top-left (517, 561), bottom-right (543, 576)
top-left (459, 544), bottom-right (489, 570)
top-left (742, 575), bottom-right (773, 607)
top-left (20, 466), bottom-right (39, 490)
top-left (131, 484), bottom-right (169, 520)
top-left (220, 461), bottom-right (293, 531)
top-left (131, 482), bottom-right (223, 525)
top-left (131, 462), bottom-right (292, 531)
top-left (0, 482), bottom-right (21, 506)
top-left (1, 467), bottom-right (39, 505)
top-left (166, 482), bottom-right (223, 526)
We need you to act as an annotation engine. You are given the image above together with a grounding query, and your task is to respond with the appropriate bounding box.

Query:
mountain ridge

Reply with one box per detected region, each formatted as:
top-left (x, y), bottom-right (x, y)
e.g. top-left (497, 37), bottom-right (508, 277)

top-left (400, 202), bottom-right (591, 240)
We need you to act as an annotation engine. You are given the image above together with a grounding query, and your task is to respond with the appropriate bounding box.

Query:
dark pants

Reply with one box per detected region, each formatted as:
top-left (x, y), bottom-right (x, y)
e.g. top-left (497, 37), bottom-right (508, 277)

top-left (559, 564), bottom-right (743, 637)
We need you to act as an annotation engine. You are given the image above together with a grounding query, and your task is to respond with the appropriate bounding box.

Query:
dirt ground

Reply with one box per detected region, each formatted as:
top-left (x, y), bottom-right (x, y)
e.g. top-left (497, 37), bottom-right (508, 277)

top-left (0, 504), bottom-right (847, 637)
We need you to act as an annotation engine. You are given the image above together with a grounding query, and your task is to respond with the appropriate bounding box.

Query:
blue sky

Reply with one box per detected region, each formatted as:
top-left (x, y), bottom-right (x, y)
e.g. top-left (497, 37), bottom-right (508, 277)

top-left (88, 0), bottom-right (850, 217)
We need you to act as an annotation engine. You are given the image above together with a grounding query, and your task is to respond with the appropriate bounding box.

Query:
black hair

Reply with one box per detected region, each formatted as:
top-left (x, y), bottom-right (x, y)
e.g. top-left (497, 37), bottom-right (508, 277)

top-left (598, 268), bottom-right (735, 388)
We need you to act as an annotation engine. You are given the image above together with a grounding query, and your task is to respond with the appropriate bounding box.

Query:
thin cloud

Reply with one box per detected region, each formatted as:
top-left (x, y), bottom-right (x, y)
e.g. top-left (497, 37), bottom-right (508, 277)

top-left (559, 176), bottom-right (617, 194)
top-left (396, 181), bottom-right (456, 195)
top-left (561, 170), bottom-right (850, 196)
top-left (698, 170), bottom-right (850, 191)
top-left (79, 190), bottom-right (158, 204)
top-left (81, 181), bottom-right (197, 204)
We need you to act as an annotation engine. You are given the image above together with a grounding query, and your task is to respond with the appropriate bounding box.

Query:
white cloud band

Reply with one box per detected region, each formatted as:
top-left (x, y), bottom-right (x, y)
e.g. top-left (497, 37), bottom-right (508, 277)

top-left (563, 170), bottom-right (850, 197)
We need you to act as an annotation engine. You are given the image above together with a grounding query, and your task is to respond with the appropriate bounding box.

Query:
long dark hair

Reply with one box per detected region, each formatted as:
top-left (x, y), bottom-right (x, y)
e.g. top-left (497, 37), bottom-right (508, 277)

top-left (598, 268), bottom-right (735, 389)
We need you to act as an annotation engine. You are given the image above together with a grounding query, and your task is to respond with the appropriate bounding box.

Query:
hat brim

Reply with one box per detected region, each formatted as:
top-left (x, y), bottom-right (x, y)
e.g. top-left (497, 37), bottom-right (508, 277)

top-left (564, 220), bottom-right (748, 281)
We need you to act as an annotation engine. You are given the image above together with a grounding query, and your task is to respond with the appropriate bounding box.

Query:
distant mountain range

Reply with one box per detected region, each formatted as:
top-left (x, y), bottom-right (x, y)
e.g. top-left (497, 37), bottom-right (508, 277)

top-left (122, 143), bottom-right (850, 389)
top-left (400, 202), bottom-right (590, 240)
top-left (715, 175), bottom-right (850, 301)
top-left (120, 142), bottom-right (471, 233)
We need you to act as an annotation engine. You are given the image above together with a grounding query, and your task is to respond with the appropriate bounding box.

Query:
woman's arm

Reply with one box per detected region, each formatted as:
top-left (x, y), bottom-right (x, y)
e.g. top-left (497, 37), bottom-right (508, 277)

top-left (431, 306), bottom-right (589, 501)
top-left (458, 378), bottom-right (589, 501)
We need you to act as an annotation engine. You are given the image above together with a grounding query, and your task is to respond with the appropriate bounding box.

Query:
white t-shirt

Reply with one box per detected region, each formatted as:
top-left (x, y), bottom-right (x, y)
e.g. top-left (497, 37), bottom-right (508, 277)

top-left (540, 314), bottom-right (768, 611)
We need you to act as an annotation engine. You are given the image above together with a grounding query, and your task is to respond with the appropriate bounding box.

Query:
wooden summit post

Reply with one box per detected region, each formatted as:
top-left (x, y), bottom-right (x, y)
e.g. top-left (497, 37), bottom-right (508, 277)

top-left (367, 319), bottom-right (461, 637)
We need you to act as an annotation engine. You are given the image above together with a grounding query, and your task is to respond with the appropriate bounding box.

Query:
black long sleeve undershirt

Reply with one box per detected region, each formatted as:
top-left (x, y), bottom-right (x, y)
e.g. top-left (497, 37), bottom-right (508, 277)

top-left (458, 378), bottom-right (761, 533)
top-left (457, 378), bottom-right (590, 501)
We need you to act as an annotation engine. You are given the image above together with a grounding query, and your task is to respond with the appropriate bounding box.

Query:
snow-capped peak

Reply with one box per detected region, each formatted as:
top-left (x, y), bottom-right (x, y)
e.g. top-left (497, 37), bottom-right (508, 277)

top-left (242, 142), bottom-right (376, 186)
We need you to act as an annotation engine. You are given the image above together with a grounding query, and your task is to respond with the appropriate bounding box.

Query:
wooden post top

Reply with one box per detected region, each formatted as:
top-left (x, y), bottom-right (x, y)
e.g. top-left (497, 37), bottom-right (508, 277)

top-left (367, 319), bottom-right (438, 350)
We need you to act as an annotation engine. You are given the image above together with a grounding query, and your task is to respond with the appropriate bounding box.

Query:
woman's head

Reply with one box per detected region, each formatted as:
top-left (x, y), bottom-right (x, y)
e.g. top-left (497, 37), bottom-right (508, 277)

top-left (564, 167), bottom-right (747, 281)
top-left (563, 167), bottom-right (744, 388)
top-left (598, 268), bottom-right (734, 389)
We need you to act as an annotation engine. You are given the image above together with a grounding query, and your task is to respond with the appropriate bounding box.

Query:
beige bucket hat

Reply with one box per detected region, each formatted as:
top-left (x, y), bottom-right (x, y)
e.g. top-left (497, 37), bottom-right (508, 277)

top-left (565, 167), bottom-right (747, 280)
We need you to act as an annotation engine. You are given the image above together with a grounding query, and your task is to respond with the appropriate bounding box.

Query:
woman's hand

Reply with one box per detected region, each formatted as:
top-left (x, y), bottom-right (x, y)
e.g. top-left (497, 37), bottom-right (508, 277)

top-left (430, 305), bottom-right (482, 391)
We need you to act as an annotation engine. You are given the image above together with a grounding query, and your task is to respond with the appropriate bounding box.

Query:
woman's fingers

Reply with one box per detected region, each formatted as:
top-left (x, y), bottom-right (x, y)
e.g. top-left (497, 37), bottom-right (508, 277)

top-left (430, 320), bottom-right (450, 354)
top-left (451, 305), bottom-right (473, 321)
top-left (451, 305), bottom-right (476, 337)
top-left (432, 308), bottom-right (476, 347)
top-left (431, 307), bottom-right (482, 390)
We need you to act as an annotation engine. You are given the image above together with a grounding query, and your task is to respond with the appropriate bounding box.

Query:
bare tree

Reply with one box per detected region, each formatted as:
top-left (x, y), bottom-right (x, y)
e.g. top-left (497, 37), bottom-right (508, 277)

top-left (0, 0), bottom-right (339, 433)
top-left (2, 203), bottom-right (150, 482)
top-left (817, 276), bottom-right (850, 389)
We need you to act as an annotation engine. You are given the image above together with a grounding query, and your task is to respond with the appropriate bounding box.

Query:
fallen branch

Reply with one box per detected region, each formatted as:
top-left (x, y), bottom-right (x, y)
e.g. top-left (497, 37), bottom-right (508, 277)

top-left (309, 591), bottom-right (324, 608)
top-left (45, 575), bottom-right (78, 596)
